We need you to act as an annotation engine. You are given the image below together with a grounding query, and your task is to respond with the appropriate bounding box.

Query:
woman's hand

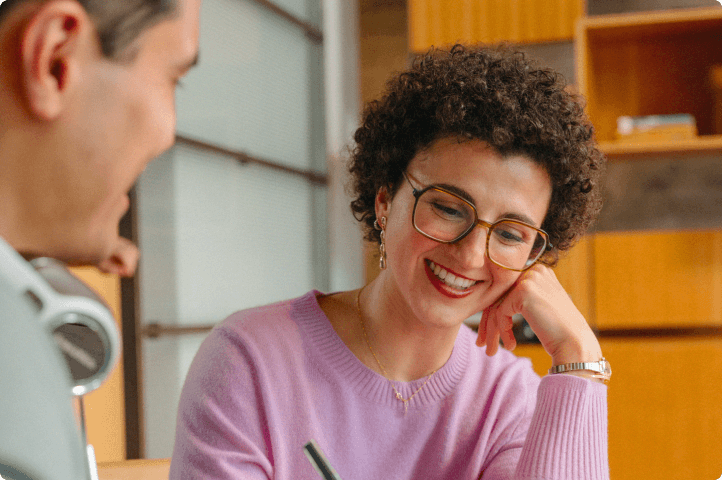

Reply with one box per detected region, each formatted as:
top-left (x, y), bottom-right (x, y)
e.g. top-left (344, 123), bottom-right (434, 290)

top-left (476, 264), bottom-right (602, 368)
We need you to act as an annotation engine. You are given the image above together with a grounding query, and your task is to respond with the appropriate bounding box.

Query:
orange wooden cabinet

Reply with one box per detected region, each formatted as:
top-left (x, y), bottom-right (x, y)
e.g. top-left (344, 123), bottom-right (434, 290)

top-left (576, 7), bottom-right (722, 158)
top-left (98, 458), bottom-right (170, 480)
top-left (69, 267), bottom-right (127, 462)
top-left (408, 0), bottom-right (585, 52)
top-left (594, 230), bottom-right (722, 329)
top-left (553, 235), bottom-right (596, 326)
top-left (553, 230), bottom-right (722, 330)
top-left (516, 338), bottom-right (722, 480)
top-left (602, 336), bottom-right (722, 480)
top-left (513, 344), bottom-right (551, 377)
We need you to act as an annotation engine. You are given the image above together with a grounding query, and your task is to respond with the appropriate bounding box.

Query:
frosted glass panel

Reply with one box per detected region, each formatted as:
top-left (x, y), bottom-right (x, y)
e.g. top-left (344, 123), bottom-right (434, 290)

top-left (138, 147), bottom-right (316, 457)
top-left (267, 0), bottom-right (322, 25)
top-left (175, 0), bottom-right (324, 171)
top-left (137, 145), bottom-right (321, 457)
top-left (136, 0), bottom-right (326, 459)
top-left (136, 154), bottom-right (179, 324)
top-left (172, 144), bottom-right (316, 320)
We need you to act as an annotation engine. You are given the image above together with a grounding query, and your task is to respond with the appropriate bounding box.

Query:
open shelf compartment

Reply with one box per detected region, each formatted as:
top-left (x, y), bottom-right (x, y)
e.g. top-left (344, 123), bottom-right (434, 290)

top-left (576, 8), bottom-right (722, 157)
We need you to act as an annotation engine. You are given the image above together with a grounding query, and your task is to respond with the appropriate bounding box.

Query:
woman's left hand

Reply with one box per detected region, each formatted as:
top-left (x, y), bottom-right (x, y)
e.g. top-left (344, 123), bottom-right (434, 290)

top-left (476, 263), bottom-right (602, 368)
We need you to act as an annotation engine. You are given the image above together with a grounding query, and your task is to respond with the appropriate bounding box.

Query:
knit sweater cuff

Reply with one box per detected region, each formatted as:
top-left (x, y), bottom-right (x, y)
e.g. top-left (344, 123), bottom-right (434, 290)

top-left (515, 374), bottom-right (609, 480)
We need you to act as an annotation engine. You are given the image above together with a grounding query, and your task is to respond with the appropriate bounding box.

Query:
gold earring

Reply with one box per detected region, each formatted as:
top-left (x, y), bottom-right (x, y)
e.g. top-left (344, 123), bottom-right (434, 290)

top-left (375, 216), bottom-right (387, 270)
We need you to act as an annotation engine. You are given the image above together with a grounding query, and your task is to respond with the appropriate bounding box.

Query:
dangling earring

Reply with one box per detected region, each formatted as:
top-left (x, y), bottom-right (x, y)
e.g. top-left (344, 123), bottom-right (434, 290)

top-left (374, 216), bottom-right (387, 270)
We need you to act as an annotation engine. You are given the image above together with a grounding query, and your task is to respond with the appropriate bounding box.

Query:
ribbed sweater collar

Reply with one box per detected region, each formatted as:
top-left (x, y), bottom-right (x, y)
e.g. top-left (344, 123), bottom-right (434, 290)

top-left (293, 290), bottom-right (471, 410)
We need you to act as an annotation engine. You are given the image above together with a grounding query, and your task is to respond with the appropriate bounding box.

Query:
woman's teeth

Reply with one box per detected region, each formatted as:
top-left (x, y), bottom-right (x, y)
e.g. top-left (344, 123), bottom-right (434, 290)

top-left (428, 260), bottom-right (477, 290)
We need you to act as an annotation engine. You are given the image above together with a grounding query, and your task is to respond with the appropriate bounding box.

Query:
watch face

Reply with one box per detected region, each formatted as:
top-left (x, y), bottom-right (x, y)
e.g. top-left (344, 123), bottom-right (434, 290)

top-left (603, 360), bottom-right (612, 377)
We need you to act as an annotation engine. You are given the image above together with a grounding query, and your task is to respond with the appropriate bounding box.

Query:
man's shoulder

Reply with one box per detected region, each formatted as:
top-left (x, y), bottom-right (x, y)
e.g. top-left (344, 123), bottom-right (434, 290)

top-left (0, 260), bottom-right (89, 480)
top-left (0, 243), bottom-right (38, 324)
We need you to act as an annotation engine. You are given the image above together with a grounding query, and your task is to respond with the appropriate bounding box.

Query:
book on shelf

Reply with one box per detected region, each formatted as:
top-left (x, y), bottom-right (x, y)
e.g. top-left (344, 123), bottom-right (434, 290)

top-left (615, 114), bottom-right (697, 143)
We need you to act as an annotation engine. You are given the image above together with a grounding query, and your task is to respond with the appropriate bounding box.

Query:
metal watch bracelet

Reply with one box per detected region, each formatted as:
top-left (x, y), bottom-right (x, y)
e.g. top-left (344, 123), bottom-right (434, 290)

top-left (548, 357), bottom-right (611, 383)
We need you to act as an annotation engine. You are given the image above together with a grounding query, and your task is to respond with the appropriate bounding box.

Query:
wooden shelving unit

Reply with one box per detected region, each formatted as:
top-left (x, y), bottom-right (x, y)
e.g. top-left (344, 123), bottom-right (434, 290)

top-left (565, 9), bottom-right (722, 480)
top-left (408, 0), bottom-right (584, 52)
top-left (576, 7), bottom-right (722, 158)
top-left (599, 133), bottom-right (722, 158)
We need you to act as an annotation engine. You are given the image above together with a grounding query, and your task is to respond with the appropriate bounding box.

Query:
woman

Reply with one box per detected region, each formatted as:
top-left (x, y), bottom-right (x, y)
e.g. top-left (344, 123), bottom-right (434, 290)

top-left (170, 45), bottom-right (608, 480)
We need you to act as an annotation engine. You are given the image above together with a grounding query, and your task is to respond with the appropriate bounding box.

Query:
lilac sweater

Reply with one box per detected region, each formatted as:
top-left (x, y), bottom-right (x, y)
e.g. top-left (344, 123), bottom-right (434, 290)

top-left (170, 291), bottom-right (608, 479)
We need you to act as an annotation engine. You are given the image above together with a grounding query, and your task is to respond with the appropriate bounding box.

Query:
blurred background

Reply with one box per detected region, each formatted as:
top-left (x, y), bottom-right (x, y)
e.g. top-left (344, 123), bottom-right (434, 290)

top-left (76, 1), bottom-right (722, 479)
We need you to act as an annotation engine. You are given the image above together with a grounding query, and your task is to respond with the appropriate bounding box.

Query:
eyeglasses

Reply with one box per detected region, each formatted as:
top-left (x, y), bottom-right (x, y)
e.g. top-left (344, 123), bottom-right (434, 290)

top-left (402, 172), bottom-right (551, 272)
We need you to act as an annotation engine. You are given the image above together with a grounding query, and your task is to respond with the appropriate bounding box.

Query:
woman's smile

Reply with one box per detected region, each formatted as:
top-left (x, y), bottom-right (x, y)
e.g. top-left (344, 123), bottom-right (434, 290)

top-left (424, 259), bottom-right (483, 299)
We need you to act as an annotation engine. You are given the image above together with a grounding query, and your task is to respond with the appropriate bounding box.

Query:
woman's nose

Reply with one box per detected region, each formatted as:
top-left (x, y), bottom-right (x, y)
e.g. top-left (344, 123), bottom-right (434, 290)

top-left (454, 223), bottom-right (489, 267)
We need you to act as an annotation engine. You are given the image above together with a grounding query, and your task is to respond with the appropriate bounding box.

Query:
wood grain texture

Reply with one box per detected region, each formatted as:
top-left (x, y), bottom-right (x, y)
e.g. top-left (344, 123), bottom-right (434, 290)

top-left (360, 0), bottom-right (408, 104)
top-left (597, 155), bottom-right (722, 232)
top-left (513, 344), bottom-right (551, 377)
top-left (593, 230), bottom-right (722, 329)
top-left (577, 7), bottom-right (722, 149)
top-left (514, 338), bottom-right (722, 480)
top-left (554, 235), bottom-right (596, 327)
top-left (599, 135), bottom-right (722, 158)
top-left (69, 267), bottom-right (126, 462)
top-left (360, 0), bottom-right (409, 284)
top-left (602, 337), bottom-right (722, 480)
top-left (97, 458), bottom-right (170, 480)
top-left (408, 0), bottom-right (584, 51)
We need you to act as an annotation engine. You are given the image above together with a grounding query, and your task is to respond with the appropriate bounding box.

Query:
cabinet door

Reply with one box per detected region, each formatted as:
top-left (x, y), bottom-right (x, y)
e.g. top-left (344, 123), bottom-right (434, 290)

top-left (594, 230), bottom-right (722, 329)
top-left (602, 337), bottom-right (722, 480)
top-left (554, 235), bottom-right (596, 326)
top-left (515, 338), bottom-right (722, 480)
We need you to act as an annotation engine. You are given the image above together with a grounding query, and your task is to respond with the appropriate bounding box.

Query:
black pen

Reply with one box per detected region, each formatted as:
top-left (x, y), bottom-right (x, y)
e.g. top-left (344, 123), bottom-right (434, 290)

top-left (303, 439), bottom-right (343, 480)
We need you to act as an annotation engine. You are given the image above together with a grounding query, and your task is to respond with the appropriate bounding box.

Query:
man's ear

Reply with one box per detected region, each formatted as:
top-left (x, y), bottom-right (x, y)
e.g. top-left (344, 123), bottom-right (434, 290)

top-left (20, 0), bottom-right (90, 120)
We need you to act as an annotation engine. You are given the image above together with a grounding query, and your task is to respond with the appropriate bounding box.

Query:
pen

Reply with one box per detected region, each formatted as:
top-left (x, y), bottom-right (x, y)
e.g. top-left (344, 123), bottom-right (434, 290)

top-left (303, 439), bottom-right (343, 480)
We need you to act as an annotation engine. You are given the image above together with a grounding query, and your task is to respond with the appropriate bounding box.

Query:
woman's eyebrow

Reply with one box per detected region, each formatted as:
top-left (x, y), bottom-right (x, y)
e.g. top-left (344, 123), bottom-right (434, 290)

top-left (435, 183), bottom-right (475, 204)
top-left (500, 212), bottom-right (539, 227)
top-left (434, 183), bottom-right (539, 226)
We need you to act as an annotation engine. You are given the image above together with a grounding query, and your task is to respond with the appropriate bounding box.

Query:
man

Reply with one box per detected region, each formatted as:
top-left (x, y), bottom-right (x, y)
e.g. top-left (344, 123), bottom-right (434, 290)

top-left (0, 0), bottom-right (200, 478)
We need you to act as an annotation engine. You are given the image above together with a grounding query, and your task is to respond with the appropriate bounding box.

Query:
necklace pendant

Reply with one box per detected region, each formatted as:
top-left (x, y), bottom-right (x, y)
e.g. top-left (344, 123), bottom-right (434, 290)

top-left (395, 391), bottom-right (403, 401)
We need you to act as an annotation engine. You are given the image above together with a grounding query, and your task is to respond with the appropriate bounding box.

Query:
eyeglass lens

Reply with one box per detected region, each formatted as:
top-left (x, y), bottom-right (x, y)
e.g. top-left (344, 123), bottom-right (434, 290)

top-left (413, 188), bottom-right (546, 270)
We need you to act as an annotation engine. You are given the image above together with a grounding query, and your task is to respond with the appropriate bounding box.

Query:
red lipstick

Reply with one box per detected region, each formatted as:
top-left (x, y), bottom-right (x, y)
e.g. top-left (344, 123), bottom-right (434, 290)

top-left (424, 260), bottom-right (476, 299)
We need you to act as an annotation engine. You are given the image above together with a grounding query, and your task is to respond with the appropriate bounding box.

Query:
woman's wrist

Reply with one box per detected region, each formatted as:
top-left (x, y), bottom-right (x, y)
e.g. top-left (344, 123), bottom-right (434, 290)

top-left (549, 332), bottom-right (602, 367)
top-left (551, 369), bottom-right (607, 384)
top-left (548, 355), bottom-right (611, 384)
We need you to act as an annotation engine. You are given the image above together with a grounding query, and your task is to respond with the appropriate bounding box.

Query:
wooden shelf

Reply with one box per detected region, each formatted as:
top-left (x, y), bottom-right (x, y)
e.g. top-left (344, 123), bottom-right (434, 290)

top-left (599, 134), bottom-right (722, 159)
top-left (581, 7), bottom-right (722, 39)
top-left (577, 7), bottom-right (722, 154)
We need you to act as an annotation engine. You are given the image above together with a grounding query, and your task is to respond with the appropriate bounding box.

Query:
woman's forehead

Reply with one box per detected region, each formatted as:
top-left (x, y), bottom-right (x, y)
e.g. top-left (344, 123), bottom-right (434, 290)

top-left (407, 137), bottom-right (552, 225)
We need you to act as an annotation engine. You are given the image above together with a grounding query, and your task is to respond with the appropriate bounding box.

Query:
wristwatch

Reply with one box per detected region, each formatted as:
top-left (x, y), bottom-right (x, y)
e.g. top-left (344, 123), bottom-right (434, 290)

top-left (548, 357), bottom-right (611, 384)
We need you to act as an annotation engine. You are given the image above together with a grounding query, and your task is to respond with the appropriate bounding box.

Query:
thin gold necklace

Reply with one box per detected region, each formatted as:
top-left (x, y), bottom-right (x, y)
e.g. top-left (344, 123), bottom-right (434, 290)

top-left (355, 288), bottom-right (439, 414)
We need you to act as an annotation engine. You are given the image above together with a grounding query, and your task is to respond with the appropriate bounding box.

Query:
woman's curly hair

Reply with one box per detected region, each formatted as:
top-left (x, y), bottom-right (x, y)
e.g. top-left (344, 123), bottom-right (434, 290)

top-left (349, 44), bottom-right (605, 264)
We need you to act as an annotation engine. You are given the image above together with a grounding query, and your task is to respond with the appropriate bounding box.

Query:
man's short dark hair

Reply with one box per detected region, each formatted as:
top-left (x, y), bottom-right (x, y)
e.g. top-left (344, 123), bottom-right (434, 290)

top-left (0, 0), bottom-right (177, 60)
